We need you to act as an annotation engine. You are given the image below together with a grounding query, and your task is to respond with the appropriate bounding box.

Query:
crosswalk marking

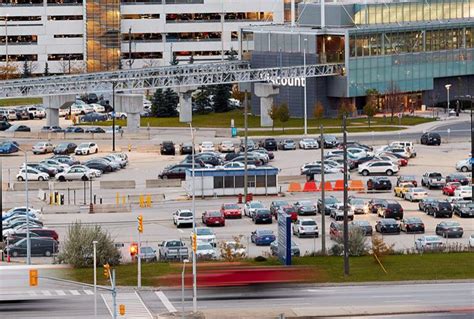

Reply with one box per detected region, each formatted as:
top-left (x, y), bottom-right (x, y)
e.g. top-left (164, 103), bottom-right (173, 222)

top-left (84, 290), bottom-right (94, 295)
top-left (155, 291), bottom-right (177, 313)
top-left (56, 290), bottom-right (66, 296)
top-left (102, 292), bottom-right (152, 318)
top-left (42, 290), bottom-right (52, 296)
top-left (69, 290), bottom-right (80, 296)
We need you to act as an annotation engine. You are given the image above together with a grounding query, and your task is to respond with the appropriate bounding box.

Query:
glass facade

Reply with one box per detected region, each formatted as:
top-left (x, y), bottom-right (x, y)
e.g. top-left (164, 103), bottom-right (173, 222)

top-left (354, 0), bottom-right (474, 25)
top-left (86, 0), bottom-right (121, 72)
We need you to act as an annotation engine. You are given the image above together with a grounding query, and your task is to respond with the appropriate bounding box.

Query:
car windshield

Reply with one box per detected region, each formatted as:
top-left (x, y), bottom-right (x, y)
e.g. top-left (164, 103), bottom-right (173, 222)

top-left (412, 188), bottom-right (425, 192)
top-left (196, 228), bottom-right (213, 235)
top-left (351, 199), bottom-right (364, 205)
top-left (444, 222), bottom-right (460, 227)
top-left (167, 241), bottom-right (183, 247)
top-left (303, 139), bottom-right (314, 143)
top-left (425, 236), bottom-right (440, 242)
top-left (326, 197), bottom-right (338, 204)
top-left (430, 173), bottom-right (442, 178)
top-left (207, 211), bottom-right (222, 217)
top-left (401, 176), bottom-right (416, 180)
top-left (301, 220), bottom-right (316, 226)
top-left (300, 201), bottom-right (313, 206)
top-left (197, 243), bottom-right (213, 250)
top-left (224, 204), bottom-right (240, 209)
top-left (78, 143), bottom-right (89, 148)
top-left (407, 217), bottom-right (422, 223)
top-left (141, 247), bottom-right (153, 253)
top-left (250, 202), bottom-right (264, 208)
top-left (256, 209), bottom-right (271, 215)
top-left (257, 230), bottom-right (273, 235)
top-left (273, 201), bottom-right (288, 207)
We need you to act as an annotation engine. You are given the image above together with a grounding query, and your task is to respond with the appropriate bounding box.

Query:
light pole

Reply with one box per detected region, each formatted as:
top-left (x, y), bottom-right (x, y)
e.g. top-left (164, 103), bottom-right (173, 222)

top-left (445, 84), bottom-right (452, 116)
top-left (19, 147), bottom-right (31, 265)
top-left (320, 125), bottom-right (326, 255)
top-left (188, 123), bottom-right (197, 313)
top-left (181, 258), bottom-right (189, 318)
top-left (4, 16), bottom-right (8, 69)
top-left (303, 38), bottom-right (308, 135)
top-left (93, 240), bottom-right (98, 319)
top-left (112, 81), bottom-right (116, 152)
top-left (342, 115), bottom-right (349, 276)
top-left (465, 95), bottom-right (473, 203)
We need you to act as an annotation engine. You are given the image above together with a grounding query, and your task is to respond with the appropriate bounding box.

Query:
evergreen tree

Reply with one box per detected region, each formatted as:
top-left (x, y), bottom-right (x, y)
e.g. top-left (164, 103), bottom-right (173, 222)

top-left (43, 62), bottom-right (49, 77)
top-left (212, 84), bottom-right (231, 113)
top-left (194, 86), bottom-right (211, 114)
top-left (162, 88), bottom-right (179, 116)
top-left (170, 53), bottom-right (179, 66)
top-left (278, 103), bottom-right (290, 132)
top-left (227, 47), bottom-right (238, 61)
top-left (151, 89), bottom-right (165, 116)
top-left (22, 60), bottom-right (31, 78)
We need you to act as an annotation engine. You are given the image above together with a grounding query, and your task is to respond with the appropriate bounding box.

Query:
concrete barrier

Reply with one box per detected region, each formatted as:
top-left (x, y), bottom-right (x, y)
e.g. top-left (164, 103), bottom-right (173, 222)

top-left (13, 181), bottom-right (90, 191)
top-left (100, 180), bottom-right (136, 189)
top-left (12, 181), bottom-right (49, 191)
top-left (146, 179), bottom-right (182, 188)
top-left (90, 204), bottom-right (132, 214)
top-left (52, 181), bottom-right (85, 190)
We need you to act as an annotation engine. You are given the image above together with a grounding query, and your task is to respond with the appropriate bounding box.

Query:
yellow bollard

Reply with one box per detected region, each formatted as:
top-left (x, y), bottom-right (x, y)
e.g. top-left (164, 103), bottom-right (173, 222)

top-left (128, 144), bottom-right (131, 152)
top-left (139, 194), bottom-right (144, 208)
top-left (146, 194), bottom-right (151, 208)
top-left (50, 193), bottom-right (53, 205)
top-left (56, 194), bottom-right (60, 206)
top-left (122, 195), bottom-right (126, 205)
top-left (116, 193), bottom-right (119, 205)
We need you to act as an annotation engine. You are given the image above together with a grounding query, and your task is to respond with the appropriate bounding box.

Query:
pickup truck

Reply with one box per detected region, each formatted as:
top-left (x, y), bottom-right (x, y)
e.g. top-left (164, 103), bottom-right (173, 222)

top-left (158, 240), bottom-right (189, 261)
top-left (25, 106), bottom-right (46, 119)
top-left (421, 172), bottom-right (445, 189)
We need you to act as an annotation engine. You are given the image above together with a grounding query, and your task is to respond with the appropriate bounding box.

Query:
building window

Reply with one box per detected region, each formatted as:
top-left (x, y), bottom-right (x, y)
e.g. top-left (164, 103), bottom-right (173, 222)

top-left (166, 32), bottom-right (221, 42)
top-left (247, 175), bottom-right (256, 188)
top-left (256, 175), bottom-right (266, 188)
top-left (122, 33), bottom-right (162, 42)
top-left (0, 16), bottom-right (41, 21)
top-left (48, 15), bottom-right (83, 21)
top-left (224, 176), bottom-right (234, 188)
top-left (48, 54), bottom-right (84, 61)
top-left (214, 176), bottom-right (223, 189)
top-left (0, 35), bottom-right (37, 45)
top-left (122, 14), bottom-right (160, 19)
top-left (0, 54), bottom-right (37, 62)
top-left (47, 0), bottom-right (83, 5)
top-left (54, 34), bottom-right (83, 38)
top-left (235, 176), bottom-right (244, 188)
top-left (122, 52), bottom-right (163, 60)
top-left (267, 175), bottom-right (277, 187)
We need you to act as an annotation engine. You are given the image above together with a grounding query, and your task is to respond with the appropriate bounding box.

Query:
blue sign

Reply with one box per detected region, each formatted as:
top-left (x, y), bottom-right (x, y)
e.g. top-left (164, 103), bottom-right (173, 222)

top-left (231, 127), bottom-right (237, 137)
top-left (470, 158), bottom-right (474, 165)
top-left (277, 212), bottom-right (292, 266)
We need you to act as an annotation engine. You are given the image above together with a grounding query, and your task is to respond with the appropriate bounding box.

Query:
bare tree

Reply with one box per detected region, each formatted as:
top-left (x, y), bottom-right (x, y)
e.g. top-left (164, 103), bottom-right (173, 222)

top-left (0, 63), bottom-right (20, 80)
top-left (142, 59), bottom-right (160, 68)
top-left (384, 82), bottom-right (404, 123)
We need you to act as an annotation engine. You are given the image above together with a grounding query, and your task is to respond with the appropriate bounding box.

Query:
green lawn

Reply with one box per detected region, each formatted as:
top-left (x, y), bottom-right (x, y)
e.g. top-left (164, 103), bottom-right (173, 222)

top-left (0, 97), bottom-right (42, 107)
top-left (84, 110), bottom-right (435, 129)
top-left (238, 126), bottom-right (406, 136)
top-left (58, 252), bottom-right (474, 286)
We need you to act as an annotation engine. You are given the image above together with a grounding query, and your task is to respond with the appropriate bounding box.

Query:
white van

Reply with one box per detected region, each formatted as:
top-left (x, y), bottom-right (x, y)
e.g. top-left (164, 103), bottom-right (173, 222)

top-left (389, 141), bottom-right (416, 158)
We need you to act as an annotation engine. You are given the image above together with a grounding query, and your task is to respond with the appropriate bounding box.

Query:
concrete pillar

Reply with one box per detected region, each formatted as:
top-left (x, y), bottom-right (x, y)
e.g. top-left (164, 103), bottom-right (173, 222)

top-left (42, 94), bottom-right (76, 127)
top-left (115, 94), bottom-right (142, 133)
top-left (254, 83), bottom-right (280, 127)
top-left (178, 86), bottom-right (197, 123)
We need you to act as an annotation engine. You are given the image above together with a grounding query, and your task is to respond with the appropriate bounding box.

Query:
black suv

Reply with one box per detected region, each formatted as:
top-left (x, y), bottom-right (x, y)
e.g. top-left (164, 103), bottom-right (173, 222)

top-left (426, 201), bottom-right (453, 218)
top-left (367, 177), bottom-right (392, 190)
top-left (161, 141), bottom-right (176, 155)
top-left (0, 121), bottom-right (11, 131)
top-left (420, 132), bottom-right (441, 145)
top-left (6, 237), bottom-right (59, 257)
top-left (261, 138), bottom-right (277, 151)
top-left (377, 200), bottom-right (404, 219)
top-left (317, 196), bottom-right (340, 215)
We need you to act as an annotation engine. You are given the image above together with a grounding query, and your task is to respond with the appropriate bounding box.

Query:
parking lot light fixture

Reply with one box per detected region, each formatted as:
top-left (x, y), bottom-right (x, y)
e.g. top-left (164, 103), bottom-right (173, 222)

top-left (445, 84), bottom-right (451, 116)
top-left (18, 146), bottom-right (31, 265)
top-left (188, 123), bottom-right (197, 313)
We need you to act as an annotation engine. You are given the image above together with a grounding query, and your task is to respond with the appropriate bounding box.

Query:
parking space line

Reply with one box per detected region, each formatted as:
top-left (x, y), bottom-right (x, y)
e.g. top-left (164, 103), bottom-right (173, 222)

top-left (56, 290), bottom-right (66, 296)
top-left (155, 291), bottom-right (177, 313)
top-left (42, 290), bottom-right (52, 296)
top-left (69, 290), bottom-right (80, 296)
top-left (101, 294), bottom-right (113, 317)
top-left (84, 289), bottom-right (94, 295)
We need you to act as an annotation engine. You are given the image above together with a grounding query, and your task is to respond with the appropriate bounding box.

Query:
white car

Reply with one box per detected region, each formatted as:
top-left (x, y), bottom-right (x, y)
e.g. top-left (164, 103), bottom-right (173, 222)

top-left (173, 209), bottom-right (193, 227)
top-left (71, 102), bottom-right (93, 115)
top-left (469, 234), bottom-right (474, 248)
top-left (32, 142), bottom-right (55, 154)
top-left (404, 188), bottom-right (428, 202)
top-left (389, 141), bottom-right (416, 157)
top-left (199, 141), bottom-right (215, 153)
top-left (89, 103), bottom-right (105, 113)
top-left (16, 167), bottom-right (49, 181)
top-left (196, 242), bottom-right (218, 260)
top-left (193, 227), bottom-right (217, 246)
top-left (40, 159), bottom-right (69, 171)
top-left (454, 186), bottom-right (472, 199)
top-left (108, 112), bottom-right (127, 120)
top-left (456, 159), bottom-right (472, 172)
top-left (292, 219), bottom-right (318, 238)
top-left (107, 153), bottom-right (128, 167)
top-left (415, 235), bottom-right (444, 251)
top-left (70, 164), bottom-right (102, 178)
top-left (330, 203), bottom-right (354, 221)
top-left (244, 201), bottom-right (265, 218)
top-left (143, 98), bottom-right (152, 110)
top-left (299, 138), bottom-right (318, 149)
top-left (221, 162), bottom-right (256, 169)
top-left (75, 142), bottom-right (98, 155)
top-left (2, 207), bottom-right (40, 220)
top-left (218, 141), bottom-right (235, 153)
top-left (56, 165), bottom-right (94, 181)
top-left (346, 147), bottom-right (371, 159)
top-left (358, 161), bottom-right (399, 176)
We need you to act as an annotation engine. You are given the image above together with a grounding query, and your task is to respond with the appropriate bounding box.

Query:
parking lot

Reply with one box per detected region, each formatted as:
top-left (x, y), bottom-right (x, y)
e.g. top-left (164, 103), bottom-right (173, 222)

top-left (3, 131), bottom-right (471, 262)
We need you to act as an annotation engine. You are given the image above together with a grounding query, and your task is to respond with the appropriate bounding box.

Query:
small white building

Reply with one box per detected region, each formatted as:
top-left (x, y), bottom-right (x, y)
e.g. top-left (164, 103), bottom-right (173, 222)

top-left (185, 167), bottom-right (279, 197)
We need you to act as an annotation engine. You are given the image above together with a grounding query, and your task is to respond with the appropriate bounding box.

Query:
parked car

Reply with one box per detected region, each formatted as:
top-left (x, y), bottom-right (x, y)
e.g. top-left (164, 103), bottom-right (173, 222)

top-left (194, 227), bottom-right (217, 246)
top-left (53, 142), bottom-right (77, 155)
top-left (252, 209), bottom-right (272, 224)
top-left (367, 176), bottom-right (392, 191)
top-left (250, 229), bottom-right (275, 246)
top-left (358, 161), bottom-right (399, 176)
top-left (220, 203), bottom-right (242, 219)
top-left (221, 241), bottom-right (246, 259)
top-left (442, 182), bottom-right (462, 196)
top-left (84, 127), bottom-right (106, 134)
top-left (240, 139), bottom-right (256, 152)
top-left (348, 197), bottom-right (369, 214)
top-left (426, 200), bottom-right (453, 218)
top-left (159, 164), bottom-right (190, 180)
top-left (32, 142), bottom-right (54, 154)
top-left (404, 187), bottom-right (428, 202)
top-left (83, 159), bottom-right (114, 173)
top-left (5, 237), bottom-right (58, 257)
top-left (400, 217), bottom-right (425, 233)
top-left (16, 167), bottom-right (49, 181)
top-left (158, 240), bottom-right (188, 260)
top-left (375, 219), bottom-right (400, 234)
top-left (56, 166), bottom-right (93, 181)
top-left (453, 201), bottom-right (474, 218)
top-left (172, 209), bottom-right (193, 228)
top-left (394, 182), bottom-right (415, 198)
top-left (6, 124), bottom-right (31, 132)
top-left (179, 142), bottom-right (194, 155)
top-left (317, 135), bottom-right (338, 148)
top-left (75, 142), bottom-right (99, 155)
top-left (454, 185), bottom-right (472, 199)
top-left (418, 198), bottom-right (438, 212)
top-left (160, 141), bottom-right (176, 155)
top-left (202, 211), bottom-right (225, 227)
top-left (330, 204), bottom-right (354, 221)
top-left (350, 220), bottom-right (373, 236)
top-left (0, 121), bottom-right (12, 131)
top-left (377, 200), bottom-right (403, 219)
top-left (415, 236), bottom-right (444, 251)
top-left (136, 246), bottom-right (157, 262)
top-left (196, 242), bottom-right (218, 260)
top-left (292, 218), bottom-right (318, 238)
top-left (261, 138), bottom-right (277, 151)
top-left (317, 196), bottom-right (341, 215)
top-left (277, 206), bottom-right (298, 221)
top-left (455, 158), bottom-right (472, 172)
top-left (420, 132), bottom-right (441, 145)
top-left (52, 155), bottom-right (80, 166)
top-left (270, 240), bottom-right (300, 257)
top-left (41, 126), bottom-right (64, 133)
top-left (0, 141), bottom-right (19, 154)
top-left (270, 200), bottom-right (289, 217)
top-left (299, 138), bottom-right (318, 149)
top-left (445, 173), bottom-right (470, 185)
top-left (199, 141), bottom-right (215, 153)
top-left (65, 126), bottom-right (84, 133)
top-left (421, 172), bottom-right (445, 189)
top-left (435, 221), bottom-right (463, 238)
top-left (218, 141), bottom-right (235, 153)
top-left (244, 201), bottom-right (265, 218)
top-left (368, 198), bottom-right (387, 214)
top-left (397, 175), bottom-right (418, 187)
top-left (25, 106), bottom-right (46, 119)
top-left (279, 139), bottom-right (296, 150)
top-left (25, 163), bottom-right (58, 177)
top-left (294, 200), bottom-right (317, 215)
top-left (329, 221), bottom-right (343, 240)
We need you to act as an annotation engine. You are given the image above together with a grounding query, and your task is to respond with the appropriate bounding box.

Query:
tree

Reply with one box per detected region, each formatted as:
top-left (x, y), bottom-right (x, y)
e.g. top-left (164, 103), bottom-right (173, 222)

top-left (43, 62), bottom-right (50, 77)
top-left (151, 89), bottom-right (165, 116)
top-left (278, 103), bottom-right (290, 132)
top-left (268, 104), bottom-right (280, 131)
top-left (162, 88), bottom-right (179, 116)
top-left (0, 64), bottom-right (19, 80)
top-left (21, 60), bottom-right (31, 78)
top-left (227, 47), bottom-right (238, 61)
top-left (57, 222), bottom-right (121, 268)
top-left (384, 82), bottom-right (404, 123)
top-left (218, 235), bottom-right (246, 262)
top-left (231, 85), bottom-right (246, 103)
top-left (212, 84), bottom-right (231, 113)
top-left (338, 99), bottom-right (355, 118)
top-left (363, 89), bottom-right (378, 127)
top-left (313, 101), bottom-right (324, 120)
top-left (170, 52), bottom-right (179, 66)
top-left (371, 235), bottom-right (394, 263)
top-left (194, 86), bottom-right (211, 114)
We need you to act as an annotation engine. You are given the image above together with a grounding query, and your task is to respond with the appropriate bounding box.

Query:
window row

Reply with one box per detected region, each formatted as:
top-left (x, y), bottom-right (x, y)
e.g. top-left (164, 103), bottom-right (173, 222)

top-left (48, 15), bottom-right (82, 21)
top-left (167, 32), bottom-right (221, 42)
top-left (214, 175), bottom-right (277, 189)
top-left (122, 33), bottom-right (162, 42)
top-left (54, 34), bottom-right (83, 38)
top-left (1, 15), bottom-right (41, 21)
top-left (0, 35), bottom-right (37, 44)
top-left (0, 54), bottom-right (37, 61)
top-left (166, 12), bottom-right (273, 23)
top-left (122, 14), bottom-right (160, 20)
top-left (48, 54), bottom-right (83, 61)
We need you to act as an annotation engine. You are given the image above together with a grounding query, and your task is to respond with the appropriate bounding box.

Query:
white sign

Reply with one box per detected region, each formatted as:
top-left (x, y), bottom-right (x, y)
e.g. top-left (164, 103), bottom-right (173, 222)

top-left (261, 75), bottom-right (306, 87)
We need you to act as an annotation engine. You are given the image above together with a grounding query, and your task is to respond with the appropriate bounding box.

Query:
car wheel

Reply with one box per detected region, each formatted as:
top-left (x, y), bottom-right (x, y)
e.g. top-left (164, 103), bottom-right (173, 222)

top-left (434, 211), bottom-right (437, 218)
top-left (17, 176), bottom-right (24, 181)
top-left (12, 251), bottom-right (19, 257)
top-left (87, 150), bottom-right (90, 155)
top-left (386, 170), bottom-right (393, 176)
top-left (44, 250), bottom-right (52, 257)
top-left (81, 175), bottom-right (89, 181)
top-left (95, 148), bottom-right (98, 153)
top-left (38, 176), bottom-right (44, 181)
top-left (362, 170), bottom-right (369, 176)
top-left (461, 166), bottom-right (469, 172)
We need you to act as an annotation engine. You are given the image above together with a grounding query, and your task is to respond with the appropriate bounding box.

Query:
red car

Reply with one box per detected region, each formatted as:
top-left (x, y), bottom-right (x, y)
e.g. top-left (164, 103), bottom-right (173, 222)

top-left (220, 203), bottom-right (242, 219)
top-left (442, 182), bottom-right (462, 196)
top-left (398, 158), bottom-right (408, 166)
top-left (276, 206), bottom-right (298, 221)
top-left (202, 210), bottom-right (225, 226)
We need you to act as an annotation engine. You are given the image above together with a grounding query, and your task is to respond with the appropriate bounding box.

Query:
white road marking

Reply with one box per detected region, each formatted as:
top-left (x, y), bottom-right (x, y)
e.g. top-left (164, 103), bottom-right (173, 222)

top-left (135, 291), bottom-right (154, 318)
top-left (101, 294), bottom-right (113, 317)
top-left (84, 290), bottom-right (94, 295)
top-left (155, 291), bottom-right (177, 313)
top-left (178, 229), bottom-right (184, 233)
top-left (56, 290), bottom-right (66, 296)
top-left (42, 290), bottom-right (52, 296)
top-left (69, 290), bottom-right (80, 296)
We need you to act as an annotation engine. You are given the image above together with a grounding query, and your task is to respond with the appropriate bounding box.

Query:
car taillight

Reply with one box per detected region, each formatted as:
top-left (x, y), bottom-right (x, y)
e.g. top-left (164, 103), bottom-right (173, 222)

top-left (400, 208), bottom-right (403, 212)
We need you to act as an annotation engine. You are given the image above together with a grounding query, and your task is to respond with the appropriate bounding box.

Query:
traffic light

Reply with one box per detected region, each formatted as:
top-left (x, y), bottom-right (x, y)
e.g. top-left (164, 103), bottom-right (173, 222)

top-left (137, 214), bottom-right (143, 233)
top-left (103, 263), bottom-right (110, 278)
top-left (29, 269), bottom-right (38, 286)
top-left (130, 242), bottom-right (138, 258)
top-left (119, 304), bottom-right (126, 316)
top-left (192, 232), bottom-right (197, 252)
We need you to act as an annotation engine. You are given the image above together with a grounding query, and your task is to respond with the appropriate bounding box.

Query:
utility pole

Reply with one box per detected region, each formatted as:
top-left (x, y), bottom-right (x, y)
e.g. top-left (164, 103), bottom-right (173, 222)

top-left (244, 90), bottom-right (248, 202)
top-left (303, 39), bottom-right (308, 135)
top-left (5, 16), bottom-right (8, 70)
top-left (320, 125), bottom-right (326, 255)
top-left (112, 81), bottom-right (116, 152)
top-left (93, 240), bottom-right (98, 319)
top-left (128, 27), bottom-right (133, 69)
top-left (137, 215), bottom-right (143, 289)
top-left (189, 124), bottom-right (197, 313)
top-left (342, 115), bottom-right (349, 276)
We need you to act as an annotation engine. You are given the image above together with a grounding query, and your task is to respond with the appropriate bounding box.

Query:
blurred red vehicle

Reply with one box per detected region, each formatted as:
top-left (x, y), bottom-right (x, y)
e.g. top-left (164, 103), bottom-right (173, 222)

top-left (442, 182), bottom-right (461, 196)
top-left (220, 203), bottom-right (242, 219)
top-left (276, 206), bottom-right (298, 221)
top-left (202, 210), bottom-right (225, 226)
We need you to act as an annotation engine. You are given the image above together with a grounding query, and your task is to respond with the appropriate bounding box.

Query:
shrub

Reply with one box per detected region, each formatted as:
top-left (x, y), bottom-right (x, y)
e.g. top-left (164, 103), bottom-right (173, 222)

top-left (331, 227), bottom-right (369, 256)
top-left (371, 235), bottom-right (394, 262)
top-left (218, 235), bottom-right (247, 262)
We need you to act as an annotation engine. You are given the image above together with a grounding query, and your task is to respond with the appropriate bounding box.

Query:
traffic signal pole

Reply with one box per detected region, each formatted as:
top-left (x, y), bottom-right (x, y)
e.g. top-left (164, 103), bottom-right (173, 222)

top-left (138, 230), bottom-right (141, 289)
top-left (112, 269), bottom-right (117, 319)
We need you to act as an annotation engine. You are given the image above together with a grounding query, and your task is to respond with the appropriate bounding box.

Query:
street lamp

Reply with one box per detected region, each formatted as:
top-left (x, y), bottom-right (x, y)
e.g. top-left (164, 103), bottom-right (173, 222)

top-left (465, 95), bottom-right (473, 203)
top-left (4, 15), bottom-right (8, 68)
top-left (18, 147), bottom-right (31, 265)
top-left (303, 38), bottom-right (308, 136)
top-left (188, 123), bottom-right (197, 313)
top-left (93, 240), bottom-right (98, 319)
top-left (181, 258), bottom-right (189, 318)
top-left (445, 84), bottom-right (452, 116)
